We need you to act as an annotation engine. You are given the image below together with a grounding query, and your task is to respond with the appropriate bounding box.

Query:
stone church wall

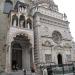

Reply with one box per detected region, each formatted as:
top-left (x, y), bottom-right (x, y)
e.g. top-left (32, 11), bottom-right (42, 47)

top-left (0, 12), bottom-right (10, 70)
top-left (33, 12), bottom-right (72, 65)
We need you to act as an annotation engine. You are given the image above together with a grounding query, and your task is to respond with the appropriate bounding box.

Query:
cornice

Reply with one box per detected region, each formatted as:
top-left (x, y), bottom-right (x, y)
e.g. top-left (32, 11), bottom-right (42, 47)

top-left (33, 12), bottom-right (69, 29)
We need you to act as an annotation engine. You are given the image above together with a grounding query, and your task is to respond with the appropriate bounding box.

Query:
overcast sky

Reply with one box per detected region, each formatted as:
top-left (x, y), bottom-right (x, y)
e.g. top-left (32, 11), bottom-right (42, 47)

top-left (54, 0), bottom-right (75, 41)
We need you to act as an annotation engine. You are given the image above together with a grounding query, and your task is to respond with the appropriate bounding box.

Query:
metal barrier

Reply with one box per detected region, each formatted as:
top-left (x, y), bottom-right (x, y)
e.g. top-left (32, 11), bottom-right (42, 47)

top-left (0, 67), bottom-right (4, 75)
top-left (0, 63), bottom-right (75, 75)
top-left (46, 63), bottom-right (75, 75)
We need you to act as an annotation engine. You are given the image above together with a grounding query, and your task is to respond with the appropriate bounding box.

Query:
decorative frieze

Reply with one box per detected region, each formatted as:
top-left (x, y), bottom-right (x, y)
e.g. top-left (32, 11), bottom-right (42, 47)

top-left (54, 45), bottom-right (63, 50)
top-left (40, 17), bottom-right (68, 28)
top-left (41, 35), bottom-right (52, 38)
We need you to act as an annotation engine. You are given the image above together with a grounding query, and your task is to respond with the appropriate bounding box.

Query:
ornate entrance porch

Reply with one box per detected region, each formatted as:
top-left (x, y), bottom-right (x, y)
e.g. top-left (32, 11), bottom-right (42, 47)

top-left (6, 34), bottom-right (33, 72)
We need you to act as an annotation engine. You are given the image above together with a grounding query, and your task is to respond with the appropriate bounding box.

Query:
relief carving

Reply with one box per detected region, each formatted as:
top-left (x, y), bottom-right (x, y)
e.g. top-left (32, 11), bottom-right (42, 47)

top-left (42, 41), bottom-right (51, 47)
top-left (63, 43), bottom-right (72, 48)
top-left (54, 45), bottom-right (63, 50)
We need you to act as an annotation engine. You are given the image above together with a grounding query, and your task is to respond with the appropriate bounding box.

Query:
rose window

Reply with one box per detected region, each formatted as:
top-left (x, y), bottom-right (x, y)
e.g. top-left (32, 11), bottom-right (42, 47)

top-left (52, 31), bottom-right (62, 44)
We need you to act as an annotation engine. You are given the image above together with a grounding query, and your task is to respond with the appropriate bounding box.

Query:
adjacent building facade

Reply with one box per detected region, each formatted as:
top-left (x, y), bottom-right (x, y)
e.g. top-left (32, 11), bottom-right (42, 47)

top-left (0, 0), bottom-right (74, 75)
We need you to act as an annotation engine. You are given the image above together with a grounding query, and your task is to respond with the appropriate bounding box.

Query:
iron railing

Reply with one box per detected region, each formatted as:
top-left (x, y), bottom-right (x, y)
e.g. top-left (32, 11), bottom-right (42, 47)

top-left (0, 63), bottom-right (75, 75)
top-left (46, 63), bottom-right (75, 75)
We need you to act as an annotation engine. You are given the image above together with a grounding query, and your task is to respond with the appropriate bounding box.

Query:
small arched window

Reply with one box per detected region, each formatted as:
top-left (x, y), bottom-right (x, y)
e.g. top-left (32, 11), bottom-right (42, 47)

top-left (19, 15), bottom-right (25, 28)
top-left (27, 18), bottom-right (32, 29)
top-left (12, 14), bottom-right (18, 27)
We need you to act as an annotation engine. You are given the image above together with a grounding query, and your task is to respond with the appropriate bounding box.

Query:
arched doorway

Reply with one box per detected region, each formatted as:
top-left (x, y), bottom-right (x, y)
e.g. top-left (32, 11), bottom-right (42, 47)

top-left (57, 54), bottom-right (63, 65)
top-left (11, 34), bottom-right (32, 70)
top-left (11, 42), bottom-right (22, 70)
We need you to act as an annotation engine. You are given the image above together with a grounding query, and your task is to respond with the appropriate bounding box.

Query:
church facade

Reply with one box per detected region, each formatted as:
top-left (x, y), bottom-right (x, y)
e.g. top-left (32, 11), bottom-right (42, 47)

top-left (0, 0), bottom-right (74, 75)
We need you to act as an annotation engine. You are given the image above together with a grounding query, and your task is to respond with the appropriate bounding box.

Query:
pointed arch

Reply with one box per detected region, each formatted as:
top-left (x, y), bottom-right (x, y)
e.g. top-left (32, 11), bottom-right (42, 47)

top-left (12, 14), bottom-right (18, 26)
top-left (57, 54), bottom-right (63, 65)
top-left (19, 15), bottom-right (25, 28)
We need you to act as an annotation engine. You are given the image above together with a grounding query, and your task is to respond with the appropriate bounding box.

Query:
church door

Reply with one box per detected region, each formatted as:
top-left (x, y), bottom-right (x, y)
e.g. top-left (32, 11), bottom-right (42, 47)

top-left (57, 54), bottom-right (63, 65)
top-left (11, 34), bottom-right (32, 71)
top-left (12, 43), bottom-right (22, 70)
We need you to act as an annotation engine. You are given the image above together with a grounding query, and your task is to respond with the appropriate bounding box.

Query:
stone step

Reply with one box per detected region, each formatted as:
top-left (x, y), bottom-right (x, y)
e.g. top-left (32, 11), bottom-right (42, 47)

top-left (1, 71), bottom-right (24, 75)
top-left (1, 70), bottom-right (35, 75)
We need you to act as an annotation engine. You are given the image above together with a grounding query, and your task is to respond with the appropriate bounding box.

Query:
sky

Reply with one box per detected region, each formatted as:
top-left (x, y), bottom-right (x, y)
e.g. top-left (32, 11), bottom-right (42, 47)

top-left (54, 0), bottom-right (75, 41)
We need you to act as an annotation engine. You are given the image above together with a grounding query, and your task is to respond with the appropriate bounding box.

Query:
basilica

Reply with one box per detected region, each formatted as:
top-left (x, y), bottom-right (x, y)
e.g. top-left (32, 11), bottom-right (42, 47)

top-left (0, 0), bottom-right (74, 75)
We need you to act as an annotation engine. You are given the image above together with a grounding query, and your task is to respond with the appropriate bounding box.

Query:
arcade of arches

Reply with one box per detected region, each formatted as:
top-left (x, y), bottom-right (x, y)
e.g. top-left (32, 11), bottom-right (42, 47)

top-left (12, 14), bottom-right (32, 29)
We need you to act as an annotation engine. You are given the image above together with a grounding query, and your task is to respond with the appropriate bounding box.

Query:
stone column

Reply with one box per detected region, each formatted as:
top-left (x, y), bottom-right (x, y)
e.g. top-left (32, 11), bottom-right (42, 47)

top-left (32, 47), bottom-right (35, 63)
top-left (5, 44), bottom-right (12, 72)
top-left (13, 20), bottom-right (16, 27)
top-left (28, 23), bottom-right (30, 29)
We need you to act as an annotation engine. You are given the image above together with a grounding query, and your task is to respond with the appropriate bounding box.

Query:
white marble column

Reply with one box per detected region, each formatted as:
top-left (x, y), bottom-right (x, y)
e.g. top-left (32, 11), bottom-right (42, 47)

top-left (28, 23), bottom-right (30, 29)
top-left (13, 20), bottom-right (16, 27)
